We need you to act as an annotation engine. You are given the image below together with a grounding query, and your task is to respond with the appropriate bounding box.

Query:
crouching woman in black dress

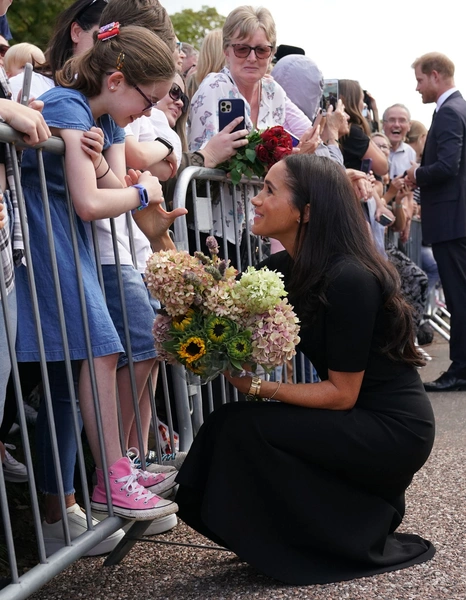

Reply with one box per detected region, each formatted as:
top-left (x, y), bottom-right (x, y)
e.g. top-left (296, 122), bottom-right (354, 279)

top-left (175, 154), bottom-right (436, 585)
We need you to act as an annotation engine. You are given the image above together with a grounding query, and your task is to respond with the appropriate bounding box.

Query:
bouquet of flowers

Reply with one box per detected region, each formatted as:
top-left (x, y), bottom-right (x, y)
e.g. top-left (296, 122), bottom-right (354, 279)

top-left (219, 125), bottom-right (294, 186)
top-left (145, 237), bottom-right (300, 383)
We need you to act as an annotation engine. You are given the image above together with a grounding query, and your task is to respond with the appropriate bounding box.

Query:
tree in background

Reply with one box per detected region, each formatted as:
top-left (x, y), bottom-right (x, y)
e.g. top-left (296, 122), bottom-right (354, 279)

top-left (7, 0), bottom-right (69, 48)
top-left (170, 5), bottom-right (225, 49)
top-left (6, 2), bottom-right (225, 53)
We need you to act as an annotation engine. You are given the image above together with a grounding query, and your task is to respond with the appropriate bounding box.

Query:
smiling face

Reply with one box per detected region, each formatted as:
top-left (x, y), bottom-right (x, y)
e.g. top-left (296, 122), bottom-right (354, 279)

top-left (382, 106), bottom-right (411, 150)
top-left (156, 73), bottom-right (185, 128)
top-left (224, 28), bottom-right (272, 89)
top-left (251, 161), bottom-right (304, 249)
top-left (107, 73), bottom-right (173, 127)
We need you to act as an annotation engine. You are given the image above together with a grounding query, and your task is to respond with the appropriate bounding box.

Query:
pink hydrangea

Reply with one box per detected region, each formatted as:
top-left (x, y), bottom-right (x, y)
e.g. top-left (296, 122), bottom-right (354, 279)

top-left (145, 250), bottom-right (214, 316)
top-left (152, 314), bottom-right (176, 363)
top-left (249, 299), bottom-right (301, 368)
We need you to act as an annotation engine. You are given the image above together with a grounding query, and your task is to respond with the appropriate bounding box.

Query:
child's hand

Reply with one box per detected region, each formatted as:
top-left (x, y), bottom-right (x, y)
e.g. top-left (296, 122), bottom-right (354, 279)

top-left (81, 127), bottom-right (105, 168)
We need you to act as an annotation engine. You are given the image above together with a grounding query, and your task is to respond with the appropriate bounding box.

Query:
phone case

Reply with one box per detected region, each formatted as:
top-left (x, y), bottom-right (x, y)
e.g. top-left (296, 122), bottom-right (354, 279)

top-left (218, 98), bottom-right (245, 133)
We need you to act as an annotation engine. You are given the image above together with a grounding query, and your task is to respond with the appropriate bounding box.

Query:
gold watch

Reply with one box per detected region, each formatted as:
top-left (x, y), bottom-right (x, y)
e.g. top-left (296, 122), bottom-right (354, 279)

top-left (246, 376), bottom-right (261, 401)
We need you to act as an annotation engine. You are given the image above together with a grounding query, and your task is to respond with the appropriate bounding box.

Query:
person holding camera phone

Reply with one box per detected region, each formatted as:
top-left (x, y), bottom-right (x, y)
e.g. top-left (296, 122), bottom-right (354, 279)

top-left (188, 6), bottom-right (289, 254)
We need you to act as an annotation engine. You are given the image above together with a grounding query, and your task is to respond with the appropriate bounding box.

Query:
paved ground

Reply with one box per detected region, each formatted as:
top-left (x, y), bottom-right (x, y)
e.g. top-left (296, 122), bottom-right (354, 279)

top-left (29, 336), bottom-right (466, 600)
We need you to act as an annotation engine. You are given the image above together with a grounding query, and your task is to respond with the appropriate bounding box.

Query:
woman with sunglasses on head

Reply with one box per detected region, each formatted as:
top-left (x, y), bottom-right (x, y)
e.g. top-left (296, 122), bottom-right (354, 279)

top-left (14, 25), bottom-right (185, 551)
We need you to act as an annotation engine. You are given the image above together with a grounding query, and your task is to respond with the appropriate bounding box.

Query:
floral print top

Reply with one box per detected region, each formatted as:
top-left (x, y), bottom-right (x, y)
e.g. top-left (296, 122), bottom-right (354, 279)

top-left (187, 67), bottom-right (287, 244)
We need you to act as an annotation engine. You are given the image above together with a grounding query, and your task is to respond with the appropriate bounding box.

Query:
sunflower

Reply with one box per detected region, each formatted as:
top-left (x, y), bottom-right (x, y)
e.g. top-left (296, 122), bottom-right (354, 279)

top-left (205, 315), bottom-right (236, 343)
top-left (227, 332), bottom-right (252, 361)
top-left (178, 336), bottom-right (207, 364)
top-left (172, 308), bottom-right (195, 331)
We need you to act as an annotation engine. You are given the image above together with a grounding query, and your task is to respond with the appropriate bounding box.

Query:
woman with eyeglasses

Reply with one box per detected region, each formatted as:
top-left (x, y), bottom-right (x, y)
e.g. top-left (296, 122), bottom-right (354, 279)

top-left (14, 25), bottom-right (186, 554)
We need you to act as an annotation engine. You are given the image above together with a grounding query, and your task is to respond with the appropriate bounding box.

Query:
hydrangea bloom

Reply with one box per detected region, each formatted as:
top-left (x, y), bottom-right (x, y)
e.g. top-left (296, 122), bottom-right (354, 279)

top-left (145, 250), bottom-right (214, 316)
top-left (146, 241), bottom-right (300, 382)
top-left (249, 299), bottom-right (301, 368)
top-left (234, 267), bottom-right (287, 314)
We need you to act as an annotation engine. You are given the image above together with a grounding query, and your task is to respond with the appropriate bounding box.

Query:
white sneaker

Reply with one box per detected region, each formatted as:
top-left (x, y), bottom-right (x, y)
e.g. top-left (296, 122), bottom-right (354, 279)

top-left (2, 444), bottom-right (28, 483)
top-left (93, 511), bottom-right (178, 536)
top-left (42, 503), bottom-right (126, 557)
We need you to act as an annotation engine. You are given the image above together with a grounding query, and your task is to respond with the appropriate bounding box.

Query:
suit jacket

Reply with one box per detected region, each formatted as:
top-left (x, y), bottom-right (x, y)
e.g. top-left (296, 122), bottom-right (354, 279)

top-left (417, 90), bottom-right (466, 244)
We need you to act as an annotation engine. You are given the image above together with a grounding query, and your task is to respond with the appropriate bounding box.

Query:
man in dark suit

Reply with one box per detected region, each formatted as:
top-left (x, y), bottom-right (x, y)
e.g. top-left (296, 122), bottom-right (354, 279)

top-left (406, 52), bottom-right (466, 391)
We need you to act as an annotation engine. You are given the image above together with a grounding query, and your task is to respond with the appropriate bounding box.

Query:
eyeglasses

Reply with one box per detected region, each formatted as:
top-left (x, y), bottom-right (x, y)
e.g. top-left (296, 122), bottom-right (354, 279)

top-left (169, 83), bottom-right (190, 114)
top-left (231, 44), bottom-right (273, 59)
top-left (175, 41), bottom-right (183, 51)
top-left (75, 0), bottom-right (108, 24)
top-left (384, 118), bottom-right (409, 125)
top-left (133, 84), bottom-right (157, 112)
top-left (0, 44), bottom-right (9, 58)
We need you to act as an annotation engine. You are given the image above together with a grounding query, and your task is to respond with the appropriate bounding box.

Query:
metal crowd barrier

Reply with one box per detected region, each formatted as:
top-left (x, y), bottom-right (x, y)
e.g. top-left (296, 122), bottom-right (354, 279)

top-left (0, 123), bottom-right (180, 599)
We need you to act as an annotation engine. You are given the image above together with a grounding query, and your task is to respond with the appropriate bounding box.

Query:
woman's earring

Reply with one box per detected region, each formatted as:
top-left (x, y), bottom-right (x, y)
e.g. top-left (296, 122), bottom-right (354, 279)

top-left (297, 217), bottom-right (301, 223)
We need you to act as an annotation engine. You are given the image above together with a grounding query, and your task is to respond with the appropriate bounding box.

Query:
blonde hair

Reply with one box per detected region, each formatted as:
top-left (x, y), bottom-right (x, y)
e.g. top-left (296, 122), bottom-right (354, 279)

top-left (55, 25), bottom-right (175, 97)
top-left (186, 28), bottom-right (225, 99)
top-left (223, 6), bottom-right (276, 51)
top-left (4, 42), bottom-right (46, 77)
top-left (406, 120), bottom-right (428, 144)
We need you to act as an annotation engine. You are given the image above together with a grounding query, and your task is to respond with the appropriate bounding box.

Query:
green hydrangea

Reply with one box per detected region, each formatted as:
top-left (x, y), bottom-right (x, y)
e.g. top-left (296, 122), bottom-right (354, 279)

top-left (234, 267), bottom-right (287, 314)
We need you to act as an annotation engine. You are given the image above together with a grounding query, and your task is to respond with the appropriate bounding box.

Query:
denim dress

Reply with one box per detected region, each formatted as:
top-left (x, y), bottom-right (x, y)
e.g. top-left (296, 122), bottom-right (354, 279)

top-left (15, 87), bottom-right (124, 362)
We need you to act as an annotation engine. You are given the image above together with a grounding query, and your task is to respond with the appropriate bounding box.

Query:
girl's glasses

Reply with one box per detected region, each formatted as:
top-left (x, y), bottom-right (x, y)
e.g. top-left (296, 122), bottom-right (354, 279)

top-left (133, 85), bottom-right (157, 112)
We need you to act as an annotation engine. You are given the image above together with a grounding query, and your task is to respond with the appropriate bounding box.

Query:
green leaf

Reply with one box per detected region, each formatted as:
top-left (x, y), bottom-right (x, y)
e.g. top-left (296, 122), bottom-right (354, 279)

top-left (230, 170), bottom-right (241, 186)
top-left (245, 148), bottom-right (257, 162)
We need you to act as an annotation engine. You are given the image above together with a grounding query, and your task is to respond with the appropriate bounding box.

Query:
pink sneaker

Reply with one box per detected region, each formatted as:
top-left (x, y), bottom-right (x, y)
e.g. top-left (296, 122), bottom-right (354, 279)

top-left (91, 457), bottom-right (178, 520)
top-left (126, 448), bottom-right (178, 496)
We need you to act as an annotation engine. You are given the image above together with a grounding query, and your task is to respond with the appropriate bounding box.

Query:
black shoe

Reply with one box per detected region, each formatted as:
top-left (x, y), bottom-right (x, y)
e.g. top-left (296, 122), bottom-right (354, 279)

top-left (423, 372), bottom-right (466, 392)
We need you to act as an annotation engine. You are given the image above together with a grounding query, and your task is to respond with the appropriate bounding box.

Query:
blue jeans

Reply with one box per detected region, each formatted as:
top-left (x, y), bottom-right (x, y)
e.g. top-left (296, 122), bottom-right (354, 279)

top-left (35, 361), bottom-right (82, 495)
top-left (421, 245), bottom-right (440, 298)
top-left (0, 287), bottom-right (17, 425)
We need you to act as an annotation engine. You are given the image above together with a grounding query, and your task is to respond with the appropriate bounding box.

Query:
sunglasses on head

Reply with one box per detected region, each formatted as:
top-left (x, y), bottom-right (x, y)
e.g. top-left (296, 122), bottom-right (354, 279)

top-left (75, 0), bottom-right (109, 24)
top-left (169, 83), bottom-right (189, 114)
top-left (0, 44), bottom-right (9, 58)
top-left (231, 44), bottom-right (273, 59)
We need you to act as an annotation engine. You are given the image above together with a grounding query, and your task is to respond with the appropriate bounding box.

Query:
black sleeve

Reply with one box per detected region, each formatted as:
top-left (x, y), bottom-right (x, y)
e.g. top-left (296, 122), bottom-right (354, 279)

top-left (340, 124), bottom-right (370, 170)
top-left (324, 262), bottom-right (382, 372)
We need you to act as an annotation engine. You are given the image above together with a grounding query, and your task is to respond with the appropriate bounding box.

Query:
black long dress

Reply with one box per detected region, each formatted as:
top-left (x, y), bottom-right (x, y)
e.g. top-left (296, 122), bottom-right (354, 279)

top-left (175, 252), bottom-right (436, 585)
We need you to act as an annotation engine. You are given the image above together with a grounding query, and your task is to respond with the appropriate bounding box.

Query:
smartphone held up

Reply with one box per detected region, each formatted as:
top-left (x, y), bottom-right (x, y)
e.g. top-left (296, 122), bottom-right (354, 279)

top-left (218, 98), bottom-right (245, 133)
top-left (321, 79), bottom-right (339, 115)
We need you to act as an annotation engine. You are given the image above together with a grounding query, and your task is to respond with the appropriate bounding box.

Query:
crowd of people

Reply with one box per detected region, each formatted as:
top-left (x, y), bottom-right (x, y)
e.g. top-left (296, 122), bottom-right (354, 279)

top-left (1, 0), bottom-right (465, 586)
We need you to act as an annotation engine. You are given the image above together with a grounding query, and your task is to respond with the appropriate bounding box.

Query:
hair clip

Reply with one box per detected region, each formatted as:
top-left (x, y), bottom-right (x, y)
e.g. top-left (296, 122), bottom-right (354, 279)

top-left (116, 52), bottom-right (125, 71)
top-left (97, 21), bottom-right (120, 41)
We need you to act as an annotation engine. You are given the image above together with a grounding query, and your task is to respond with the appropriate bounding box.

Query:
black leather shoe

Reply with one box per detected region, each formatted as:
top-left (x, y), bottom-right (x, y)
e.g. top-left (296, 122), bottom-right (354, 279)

top-left (423, 372), bottom-right (466, 392)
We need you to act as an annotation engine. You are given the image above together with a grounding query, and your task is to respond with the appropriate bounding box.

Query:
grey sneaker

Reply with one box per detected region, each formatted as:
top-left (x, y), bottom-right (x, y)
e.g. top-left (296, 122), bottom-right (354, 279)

top-left (2, 444), bottom-right (28, 483)
top-left (146, 451), bottom-right (187, 473)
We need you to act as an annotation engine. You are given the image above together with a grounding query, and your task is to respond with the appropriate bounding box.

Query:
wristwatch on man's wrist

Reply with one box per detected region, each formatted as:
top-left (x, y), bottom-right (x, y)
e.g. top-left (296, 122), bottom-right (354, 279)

top-left (246, 376), bottom-right (262, 401)
top-left (155, 137), bottom-right (174, 157)
top-left (132, 183), bottom-right (149, 212)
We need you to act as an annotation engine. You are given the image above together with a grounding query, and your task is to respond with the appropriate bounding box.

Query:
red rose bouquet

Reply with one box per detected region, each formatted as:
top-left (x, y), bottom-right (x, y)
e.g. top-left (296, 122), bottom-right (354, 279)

top-left (219, 125), bottom-right (293, 185)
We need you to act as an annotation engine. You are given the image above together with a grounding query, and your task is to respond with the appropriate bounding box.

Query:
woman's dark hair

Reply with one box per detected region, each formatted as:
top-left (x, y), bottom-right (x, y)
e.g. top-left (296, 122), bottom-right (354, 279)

top-left (283, 154), bottom-right (424, 367)
top-left (55, 25), bottom-right (175, 97)
top-left (338, 78), bottom-right (371, 136)
top-left (38, 0), bottom-right (107, 79)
